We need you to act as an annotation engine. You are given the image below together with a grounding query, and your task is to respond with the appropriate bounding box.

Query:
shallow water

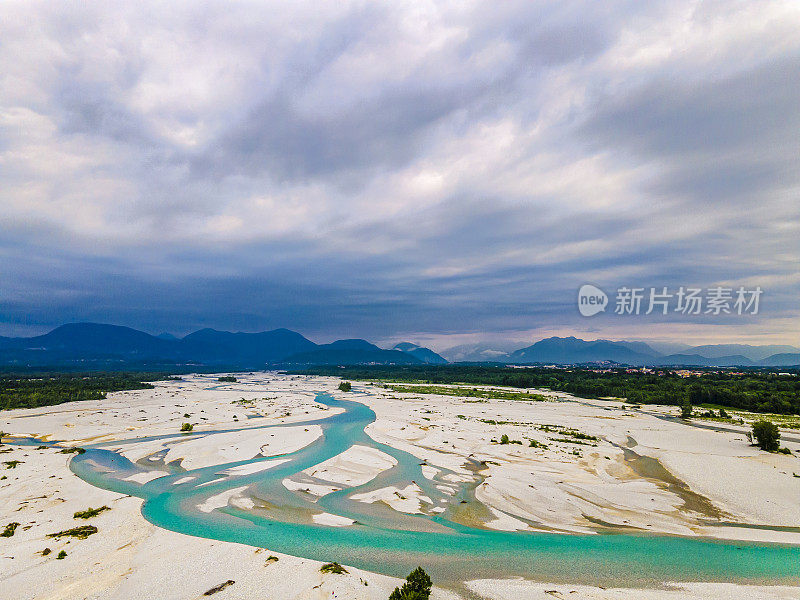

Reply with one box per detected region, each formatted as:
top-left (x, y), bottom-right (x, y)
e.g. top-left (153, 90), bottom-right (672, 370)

top-left (59, 390), bottom-right (800, 587)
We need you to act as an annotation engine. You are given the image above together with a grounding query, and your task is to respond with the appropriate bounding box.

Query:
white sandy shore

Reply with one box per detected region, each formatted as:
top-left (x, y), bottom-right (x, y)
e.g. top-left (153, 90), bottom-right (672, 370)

top-left (1, 372), bottom-right (798, 600)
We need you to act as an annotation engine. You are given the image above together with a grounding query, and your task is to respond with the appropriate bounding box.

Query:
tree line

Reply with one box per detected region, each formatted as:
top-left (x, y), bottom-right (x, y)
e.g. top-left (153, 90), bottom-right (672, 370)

top-left (292, 365), bottom-right (800, 415)
top-left (0, 372), bottom-right (172, 411)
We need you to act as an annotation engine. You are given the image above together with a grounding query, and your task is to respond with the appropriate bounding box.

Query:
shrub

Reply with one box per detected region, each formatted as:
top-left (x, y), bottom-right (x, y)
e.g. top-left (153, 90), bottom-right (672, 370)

top-left (74, 506), bottom-right (110, 519)
top-left (58, 447), bottom-right (85, 454)
top-left (500, 434), bottom-right (510, 445)
top-left (56, 550), bottom-right (67, 559)
top-left (181, 422), bottom-right (194, 432)
top-left (338, 381), bottom-right (352, 392)
top-left (1, 522), bottom-right (20, 537)
top-left (320, 562), bottom-right (348, 574)
top-left (680, 401), bottom-right (692, 419)
top-left (3, 460), bottom-right (22, 469)
top-left (218, 376), bottom-right (237, 382)
top-left (752, 420), bottom-right (780, 452)
top-left (529, 439), bottom-right (548, 449)
top-left (47, 525), bottom-right (98, 539)
top-left (389, 567), bottom-right (432, 600)
top-left (777, 447), bottom-right (792, 455)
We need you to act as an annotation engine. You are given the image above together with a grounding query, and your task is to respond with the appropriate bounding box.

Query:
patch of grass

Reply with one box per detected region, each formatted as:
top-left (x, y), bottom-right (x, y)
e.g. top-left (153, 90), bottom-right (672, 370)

top-left (320, 562), bottom-right (348, 574)
top-left (47, 525), bottom-right (98, 540)
top-left (529, 439), bottom-right (548, 449)
top-left (561, 429), bottom-right (599, 442)
top-left (3, 460), bottom-right (23, 469)
top-left (2, 522), bottom-right (20, 537)
top-left (387, 384), bottom-right (547, 402)
top-left (58, 447), bottom-right (85, 454)
top-left (74, 506), bottom-right (110, 519)
top-left (549, 437), bottom-right (597, 446)
top-left (180, 422), bottom-right (193, 432)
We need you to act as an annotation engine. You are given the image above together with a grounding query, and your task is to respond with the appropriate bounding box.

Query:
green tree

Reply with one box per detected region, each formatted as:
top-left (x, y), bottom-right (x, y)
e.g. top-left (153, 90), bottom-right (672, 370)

top-left (338, 381), bottom-right (352, 392)
top-left (752, 420), bottom-right (780, 452)
top-left (389, 567), bottom-right (432, 600)
top-left (680, 400), bottom-right (692, 419)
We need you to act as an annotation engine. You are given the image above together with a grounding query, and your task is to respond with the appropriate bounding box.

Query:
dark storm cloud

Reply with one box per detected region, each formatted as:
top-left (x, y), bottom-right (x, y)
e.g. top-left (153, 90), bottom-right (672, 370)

top-left (0, 1), bottom-right (798, 345)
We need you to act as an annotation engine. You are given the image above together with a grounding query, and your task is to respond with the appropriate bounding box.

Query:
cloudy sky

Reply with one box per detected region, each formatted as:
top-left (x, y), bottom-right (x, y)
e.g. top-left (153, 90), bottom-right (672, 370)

top-left (1, 1), bottom-right (798, 349)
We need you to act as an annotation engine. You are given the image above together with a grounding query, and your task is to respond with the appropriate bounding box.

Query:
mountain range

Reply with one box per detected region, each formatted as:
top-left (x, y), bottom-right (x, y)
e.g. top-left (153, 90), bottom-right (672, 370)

top-left (0, 323), bottom-right (444, 369)
top-left (0, 323), bottom-right (797, 369)
top-left (443, 336), bottom-right (800, 367)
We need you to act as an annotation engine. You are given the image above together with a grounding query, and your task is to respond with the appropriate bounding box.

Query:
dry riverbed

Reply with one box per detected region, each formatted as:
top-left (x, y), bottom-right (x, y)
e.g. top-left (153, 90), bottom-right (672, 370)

top-left (1, 372), bottom-right (798, 600)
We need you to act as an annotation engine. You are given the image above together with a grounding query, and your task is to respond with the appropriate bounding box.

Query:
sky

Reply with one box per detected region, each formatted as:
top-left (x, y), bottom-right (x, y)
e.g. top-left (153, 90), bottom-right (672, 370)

top-left (1, 1), bottom-right (799, 350)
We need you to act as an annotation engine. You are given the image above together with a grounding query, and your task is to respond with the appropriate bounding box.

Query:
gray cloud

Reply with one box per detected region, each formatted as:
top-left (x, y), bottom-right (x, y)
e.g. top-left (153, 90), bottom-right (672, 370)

top-left (0, 1), bottom-right (798, 346)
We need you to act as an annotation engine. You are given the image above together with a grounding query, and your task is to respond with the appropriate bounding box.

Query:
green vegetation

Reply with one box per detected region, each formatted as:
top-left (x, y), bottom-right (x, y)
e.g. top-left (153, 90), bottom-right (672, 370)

top-left (0, 372), bottom-right (170, 411)
top-left (338, 381), bottom-right (352, 392)
top-left (387, 384), bottom-right (547, 402)
top-left (181, 422), bottom-right (194, 432)
top-left (2, 522), bottom-right (20, 537)
top-left (500, 434), bottom-right (509, 445)
top-left (681, 400), bottom-right (693, 418)
top-left (59, 447), bottom-right (85, 454)
top-left (56, 550), bottom-right (67, 559)
top-left (529, 439), bottom-right (548, 449)
top-left (320, 562), bottom-right (348, 574)
top-left (3, 460), bottom-right (22, 469)
top-left (74, 506), bottom-right (110, 519)
top-left (752, 420), bottom-right (780, 452)
top-left (294, 365), bottom-right (800, 415)
top-left (389, 567), bottom-right (432, 600)
top-left (47, 525), bottom-right (98, 539)
top-left (203, 580), bottom-right (235, 595)
top-left (41, 547), bottom-right (51, 555)
top-left (218, 376), bottom-right (238, 382)
top-left (560, 429), bottom-right (598, 441)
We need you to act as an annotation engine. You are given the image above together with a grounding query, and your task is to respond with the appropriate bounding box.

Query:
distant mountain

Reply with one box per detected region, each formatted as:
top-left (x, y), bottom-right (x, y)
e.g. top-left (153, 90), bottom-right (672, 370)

top-left (439, 343), bottom-right (513, 363)
top-left (0, 323), bottom-right (174, 360)
top-left (760, 353), bottom-right (800, 367)
top-left (283, 339), bottom-right (422, 366)
top-left (181, 328), bottom-right (316, 363)
top-left (657, 353), bottom-right (755, 367)
top-left (0, 323), bottom-right (312, 368)
top-left (645, 341), bottom-right (693, 355)
top-left (509, 337), bottom-right (655, 365)
top-left (685, 344), bottom-right (800, 361)
top-left (157, 332), bottom-right (179, 341)
top-left (0, 323), bottom-right (797, 369)
top-left (392, 342), bottom-right (447, 364)
top-left (600, 340), bottom-right (659, 356)
top-left (503, 337), bottom-right (800, 367)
